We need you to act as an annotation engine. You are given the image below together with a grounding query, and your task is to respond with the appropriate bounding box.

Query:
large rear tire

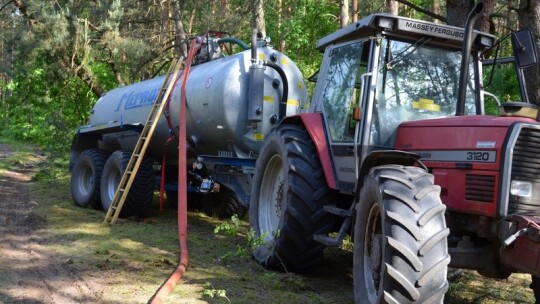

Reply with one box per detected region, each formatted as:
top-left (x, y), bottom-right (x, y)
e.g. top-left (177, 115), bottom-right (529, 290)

top-left (354, 165), bottom-right (450, 303)
top-left (70, 149), bottom-right (109, 209)
top-left (250, 124), bottom-right (335, 272)
top-left (100, 150), bottom-right (154, 217)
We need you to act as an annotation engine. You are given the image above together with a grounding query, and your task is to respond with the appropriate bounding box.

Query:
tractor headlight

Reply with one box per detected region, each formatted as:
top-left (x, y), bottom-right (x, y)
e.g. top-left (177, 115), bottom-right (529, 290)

top-left (377, 17), bottom-right (394, 30)
top-left (510, 180), bottom-right (532, 198)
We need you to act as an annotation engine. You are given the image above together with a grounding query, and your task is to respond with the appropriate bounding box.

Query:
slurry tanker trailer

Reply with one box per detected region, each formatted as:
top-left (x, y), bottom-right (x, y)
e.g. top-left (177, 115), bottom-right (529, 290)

top-left (69, 32), bottom-right (308, 218)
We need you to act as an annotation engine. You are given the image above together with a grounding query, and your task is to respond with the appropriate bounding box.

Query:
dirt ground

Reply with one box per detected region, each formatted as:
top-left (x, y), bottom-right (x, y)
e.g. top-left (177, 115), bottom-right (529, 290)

top-left (0, 142), bottom-right (535, 304)
top-left (0, 144), bottom-right (104, 303)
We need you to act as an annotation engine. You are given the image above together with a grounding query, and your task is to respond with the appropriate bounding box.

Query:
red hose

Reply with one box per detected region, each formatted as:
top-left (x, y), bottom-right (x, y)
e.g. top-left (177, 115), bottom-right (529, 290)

top-left (150, 38), bottom-right (200, 304)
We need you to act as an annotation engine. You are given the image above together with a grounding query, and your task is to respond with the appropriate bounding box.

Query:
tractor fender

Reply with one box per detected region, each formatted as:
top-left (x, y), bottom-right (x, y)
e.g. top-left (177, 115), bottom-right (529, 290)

top-left (280, 113), bottom-right (338, 189)
top-left (356, 150), bottom-right (423, 191)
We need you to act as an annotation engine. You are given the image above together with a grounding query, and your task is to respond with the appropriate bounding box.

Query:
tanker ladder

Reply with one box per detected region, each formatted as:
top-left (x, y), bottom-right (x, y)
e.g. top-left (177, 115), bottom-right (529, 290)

top-left (104, 57), bottom-right (184, 224)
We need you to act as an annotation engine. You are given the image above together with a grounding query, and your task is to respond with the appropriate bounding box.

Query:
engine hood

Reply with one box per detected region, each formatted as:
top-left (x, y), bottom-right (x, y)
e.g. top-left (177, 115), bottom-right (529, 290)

top-left (399, 115), bottom-right (536, 129)
top-left (395, 115), bottom-right (537, 153)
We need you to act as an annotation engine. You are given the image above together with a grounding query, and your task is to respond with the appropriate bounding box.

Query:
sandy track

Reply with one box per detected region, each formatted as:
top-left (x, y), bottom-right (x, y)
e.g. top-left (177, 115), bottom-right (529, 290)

top-left (0, 144), bottom-right (104, 304)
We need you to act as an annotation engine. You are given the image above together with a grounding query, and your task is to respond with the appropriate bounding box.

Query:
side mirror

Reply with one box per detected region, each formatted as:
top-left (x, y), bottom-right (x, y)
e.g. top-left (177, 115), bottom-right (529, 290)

top-left (511, 29), bottom-right (538, 69)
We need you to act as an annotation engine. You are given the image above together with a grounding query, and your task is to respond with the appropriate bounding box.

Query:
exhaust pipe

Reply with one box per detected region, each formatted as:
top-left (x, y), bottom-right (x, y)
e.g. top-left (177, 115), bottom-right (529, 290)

top-left (456, 2), bottom-right (483, 116)
top-left (251, 28), bottom-right (258, 63)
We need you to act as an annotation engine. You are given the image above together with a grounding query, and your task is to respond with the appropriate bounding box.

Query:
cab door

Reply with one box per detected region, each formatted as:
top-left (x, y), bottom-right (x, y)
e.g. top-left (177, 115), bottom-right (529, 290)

top-left (311, 39), bottom-right (375, 194)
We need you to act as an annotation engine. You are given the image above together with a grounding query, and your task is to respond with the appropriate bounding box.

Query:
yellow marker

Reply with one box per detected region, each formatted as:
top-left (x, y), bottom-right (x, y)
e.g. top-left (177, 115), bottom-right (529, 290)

top-left (298, 83), bottom-right (304, 90)
top-left (258, 53), bottom-right (266, 60)
top-left (281, 58), bottom-right (289, 65)
top-left (254, 133), bottom-right (265, 140)
top-left (287, 99), bottom-right (299, 107)
top-left (264, 96), bottom-right (274, 102)
top-left (412, 98), bottom-right (440, 112)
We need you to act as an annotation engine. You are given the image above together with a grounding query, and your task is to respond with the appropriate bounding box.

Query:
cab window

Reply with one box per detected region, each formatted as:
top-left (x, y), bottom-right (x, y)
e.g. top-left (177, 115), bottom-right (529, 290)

top-left (320, 42), bottom-right (364, 142)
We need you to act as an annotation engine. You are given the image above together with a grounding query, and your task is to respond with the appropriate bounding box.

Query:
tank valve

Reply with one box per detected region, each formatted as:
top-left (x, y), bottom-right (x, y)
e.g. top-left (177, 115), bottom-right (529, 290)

top-left (270, 53), bottom-right (278, 62)
top-left (270, 114), bottom-right (278, 124)
top-left (256, 107), bottom-right (262, 115)
top-left (272, 79), bottom-right (281, 89)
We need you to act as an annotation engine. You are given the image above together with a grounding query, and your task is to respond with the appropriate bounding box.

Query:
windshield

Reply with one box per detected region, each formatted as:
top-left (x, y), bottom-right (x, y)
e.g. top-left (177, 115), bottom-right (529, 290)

top-left (370, 38), bottom-right (477, 147)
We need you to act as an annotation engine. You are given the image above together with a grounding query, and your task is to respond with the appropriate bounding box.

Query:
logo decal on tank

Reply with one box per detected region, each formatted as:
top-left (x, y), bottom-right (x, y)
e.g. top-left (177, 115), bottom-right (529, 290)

top-left (114, 87), bottom-right (161, 112)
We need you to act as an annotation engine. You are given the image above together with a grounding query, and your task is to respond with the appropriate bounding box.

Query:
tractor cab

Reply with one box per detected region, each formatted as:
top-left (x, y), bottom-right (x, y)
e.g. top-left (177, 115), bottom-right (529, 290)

top-left (309, 13), bottom-right (535, 194)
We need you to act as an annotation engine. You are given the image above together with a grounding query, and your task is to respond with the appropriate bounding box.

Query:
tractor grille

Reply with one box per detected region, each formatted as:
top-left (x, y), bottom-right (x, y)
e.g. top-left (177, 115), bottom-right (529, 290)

top-left (512, 127), bottom-right (540, 181)
top-left (466, 174), bottom-right (495, 202)
top-left (508, 126), bottom-right (540, 214)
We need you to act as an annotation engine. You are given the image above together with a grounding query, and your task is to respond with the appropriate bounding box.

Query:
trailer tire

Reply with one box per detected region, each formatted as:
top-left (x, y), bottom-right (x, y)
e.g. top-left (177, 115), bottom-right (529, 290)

top-left (354, 165), bottom-right (450, 303)
top-left (250, 124), bottom-right (335, 272)
top-left (100, 150), bottom-right (154, 217)
top-left (201, 190), bottom-right (247, 219)
top-left (70, 149), bottom-right (109, 209)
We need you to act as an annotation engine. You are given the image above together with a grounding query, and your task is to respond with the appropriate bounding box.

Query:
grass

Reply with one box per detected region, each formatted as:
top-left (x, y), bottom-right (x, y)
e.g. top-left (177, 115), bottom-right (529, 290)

top-left (0, 139), bottom-right (536, 303)
top-left (15, 146), bottom-right (353, 303)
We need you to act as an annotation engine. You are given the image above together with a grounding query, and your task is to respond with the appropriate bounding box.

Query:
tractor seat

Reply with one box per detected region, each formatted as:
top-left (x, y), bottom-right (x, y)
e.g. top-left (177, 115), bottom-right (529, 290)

top-left (498, 102), bottom-right (538, 120)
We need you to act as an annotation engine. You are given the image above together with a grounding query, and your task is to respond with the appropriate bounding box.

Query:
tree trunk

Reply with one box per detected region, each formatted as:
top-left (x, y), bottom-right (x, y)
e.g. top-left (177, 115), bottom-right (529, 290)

top-left (352, 0), bottom-right (358, 22)
top-left (432, 0), bottom-right (439, 23)
top-left (340, 0), bottom-right (349, 28)
top-left (278, 0), bottom-right (286, 51)
top-left (517, 0), bottom-right (540, 105)
top-left (477, 0), bottom-right (495, 33)
top-left (172, 0), bottom-right (187, 59)
top-left (446, 0), bottom-right (474, 27)
top-left (446, 0), bottom-right (493, 32)
top-left (387, 0), bottom-right (398, 15)
top-left (252, 0), bottom-right (266, 38)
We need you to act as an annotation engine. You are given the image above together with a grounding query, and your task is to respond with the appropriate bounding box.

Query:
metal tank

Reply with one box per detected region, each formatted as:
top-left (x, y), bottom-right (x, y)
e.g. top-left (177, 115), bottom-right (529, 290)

top-left (88, 42), bottom-right (309, 161)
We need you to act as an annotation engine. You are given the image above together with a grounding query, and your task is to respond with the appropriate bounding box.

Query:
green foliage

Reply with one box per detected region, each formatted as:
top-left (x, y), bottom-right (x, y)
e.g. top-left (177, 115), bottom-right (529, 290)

top-left (483, 62), bottom-right (522, 115)
top-left (201, 282), bottom-right (231, 303)
top-left (0, 0), bottom-right (537, 156)
top-left (214, 214), bottom-right (242, 237)
top-left (1, 56), bottom-right (97, 153)
top-left (213, 215), bottom-right (269, 262)
top-left (265, 1), bottom-right (339, 78)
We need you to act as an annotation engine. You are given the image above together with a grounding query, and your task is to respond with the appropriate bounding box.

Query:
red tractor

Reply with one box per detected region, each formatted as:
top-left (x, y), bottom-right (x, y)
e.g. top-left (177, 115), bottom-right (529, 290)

top-left (249, 3), bottom-right (540, 303)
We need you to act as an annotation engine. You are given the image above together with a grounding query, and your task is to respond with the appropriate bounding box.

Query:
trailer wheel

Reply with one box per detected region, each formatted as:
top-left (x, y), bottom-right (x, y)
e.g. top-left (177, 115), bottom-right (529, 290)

top-left (70, 149), bottom-right (109, 209)
top-left (201, 190), bottom-right (247, 219)
top-left (250, 124), bottom-right (335, 272)
top-left (100, 150), bottom-right (154, 217)
top-left (354, 165), bottom-right (450, 303)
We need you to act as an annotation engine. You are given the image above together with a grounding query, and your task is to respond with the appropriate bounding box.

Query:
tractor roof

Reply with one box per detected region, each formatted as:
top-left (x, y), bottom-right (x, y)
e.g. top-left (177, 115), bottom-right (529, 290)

top-left (316, 13), bottom-right (496, 52)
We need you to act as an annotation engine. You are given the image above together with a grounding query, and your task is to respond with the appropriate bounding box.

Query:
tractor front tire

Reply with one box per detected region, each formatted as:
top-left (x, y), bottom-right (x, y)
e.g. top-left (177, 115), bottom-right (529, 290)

top-left (70, 149), bottom-right (109, 209)
top-left (100, 150), bottom-right (154, 217)
top-left (354, 165), bottom-right (450, 303)
top-left (250, 124), bottom-right (335, 272)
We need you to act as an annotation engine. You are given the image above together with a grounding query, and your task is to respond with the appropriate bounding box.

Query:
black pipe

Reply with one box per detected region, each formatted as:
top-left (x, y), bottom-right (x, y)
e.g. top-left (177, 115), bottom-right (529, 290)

top-left (264, 61), bottom-right (289, 120)
top-left (456, 2), bottom-right (483, 116)
top-left (216, 37), bottom-right (250, 50)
